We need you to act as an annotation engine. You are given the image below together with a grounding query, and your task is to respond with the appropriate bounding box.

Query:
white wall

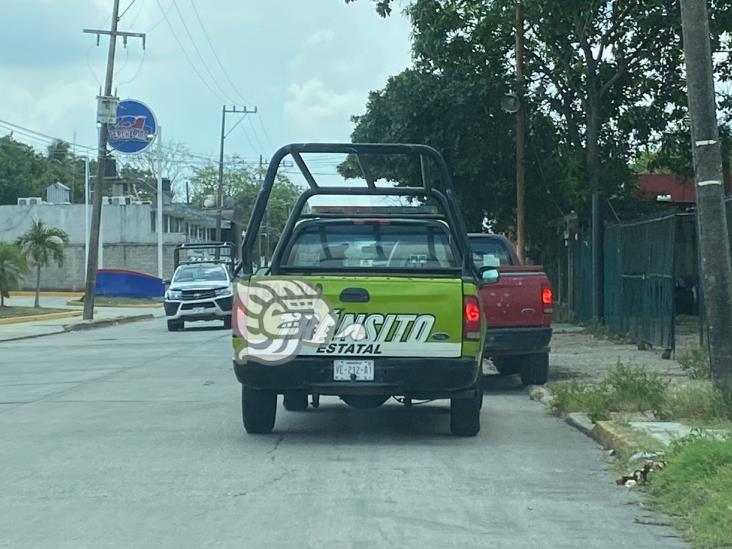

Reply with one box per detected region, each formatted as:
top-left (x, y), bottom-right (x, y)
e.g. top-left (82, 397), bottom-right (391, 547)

top-left (0, 203), bottom-right (185, 245)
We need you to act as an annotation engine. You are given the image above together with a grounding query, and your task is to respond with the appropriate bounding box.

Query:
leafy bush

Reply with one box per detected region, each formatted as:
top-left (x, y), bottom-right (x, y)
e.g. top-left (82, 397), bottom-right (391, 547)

top-left (604, 362), bottom-right (668, 416)
top-left (550, 381), bottom-right (610, 422)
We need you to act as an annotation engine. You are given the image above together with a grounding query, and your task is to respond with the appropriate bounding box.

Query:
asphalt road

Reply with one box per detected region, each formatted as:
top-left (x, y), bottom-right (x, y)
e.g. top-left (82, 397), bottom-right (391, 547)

top-left (0, 319), bottom-right (684, 548)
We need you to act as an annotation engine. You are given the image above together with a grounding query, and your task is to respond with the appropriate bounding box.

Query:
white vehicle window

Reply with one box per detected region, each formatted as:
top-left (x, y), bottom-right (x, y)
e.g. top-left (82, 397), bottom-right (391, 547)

top-left (172, 265), bottom-right (229, 283)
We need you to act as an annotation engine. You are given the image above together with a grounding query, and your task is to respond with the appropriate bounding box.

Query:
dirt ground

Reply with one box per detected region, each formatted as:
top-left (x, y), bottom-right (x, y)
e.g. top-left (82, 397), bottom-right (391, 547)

top-left (543, 324), bottom-right (690, 385)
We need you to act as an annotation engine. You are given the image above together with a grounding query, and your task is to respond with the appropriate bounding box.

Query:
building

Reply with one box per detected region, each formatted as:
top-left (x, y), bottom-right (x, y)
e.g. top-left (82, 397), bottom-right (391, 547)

top-left (0, 193), bottom-right (229, 291)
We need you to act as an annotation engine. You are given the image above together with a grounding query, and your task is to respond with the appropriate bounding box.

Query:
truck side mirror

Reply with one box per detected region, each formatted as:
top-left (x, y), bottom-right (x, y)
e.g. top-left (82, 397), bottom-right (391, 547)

top-left (479, 266), bottom-right (500, 285)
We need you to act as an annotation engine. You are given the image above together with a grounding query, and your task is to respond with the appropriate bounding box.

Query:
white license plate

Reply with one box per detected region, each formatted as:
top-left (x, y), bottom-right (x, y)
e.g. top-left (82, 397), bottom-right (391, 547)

top-left (333, 360), bottom-right (375, 381)
top-left (192, 307), bottom-right (208, 313)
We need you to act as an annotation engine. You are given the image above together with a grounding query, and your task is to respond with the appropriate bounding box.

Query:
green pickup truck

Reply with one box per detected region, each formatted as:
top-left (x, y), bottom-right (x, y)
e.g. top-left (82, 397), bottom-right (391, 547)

top-left (231, 144), bottom-right (498, 436)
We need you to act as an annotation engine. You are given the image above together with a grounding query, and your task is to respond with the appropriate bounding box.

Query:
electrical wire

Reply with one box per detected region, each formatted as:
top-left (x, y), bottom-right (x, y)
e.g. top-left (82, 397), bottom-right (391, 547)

top-left (170, 0), bottom-right (237, 104)
top-left (154, 0), bottom-right (228, 104)
top-left (188, 0), bottom-right (250, 105)
top-left (117, 47), bottom-right (147, 88)
top-left (85, 44), bottom-right (103, 89)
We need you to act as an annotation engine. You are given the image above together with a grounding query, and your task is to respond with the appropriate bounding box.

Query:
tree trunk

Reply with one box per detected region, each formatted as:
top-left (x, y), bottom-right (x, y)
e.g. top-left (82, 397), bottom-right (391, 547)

top-left (34, 264), bottom-right (41, 308)
top-left (585, 103), bottom-right (601, 189)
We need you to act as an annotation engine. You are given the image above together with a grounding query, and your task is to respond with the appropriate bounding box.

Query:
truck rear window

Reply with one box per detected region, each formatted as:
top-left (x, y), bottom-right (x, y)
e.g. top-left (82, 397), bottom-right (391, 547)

top-left (470, 238), bottom-right (513, 267)
top-left (283, 222), bottom-right (458, 270)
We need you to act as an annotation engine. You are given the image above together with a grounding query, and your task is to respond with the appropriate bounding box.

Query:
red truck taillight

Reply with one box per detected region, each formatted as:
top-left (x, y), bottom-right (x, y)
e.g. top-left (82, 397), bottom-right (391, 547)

top-left (541, 285), bottom-right (553, 314)
top-left (463, 295), bottom-right (481, 340)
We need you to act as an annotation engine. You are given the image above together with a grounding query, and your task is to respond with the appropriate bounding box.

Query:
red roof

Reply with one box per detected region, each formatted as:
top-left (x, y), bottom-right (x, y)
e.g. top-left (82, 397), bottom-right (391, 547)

top-left (638, 174), bottom-right (696, 203)
top-left (637, 174), bottom-right (731, 203)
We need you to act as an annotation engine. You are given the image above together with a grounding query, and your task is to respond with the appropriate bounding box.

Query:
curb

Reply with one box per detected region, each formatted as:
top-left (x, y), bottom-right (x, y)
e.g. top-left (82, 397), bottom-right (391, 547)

top-left (0, 313), bottom-right (156, 343)
top-left (10, 291), bottom-right (83, 298)
top-left (63, 314), bottom-right (155, 332)
top-left (524, 385), bottom-right (638, 452)
top-left (589, 421), bottom-right (650, 454)
top-left (65, 300), bottom-right (162, 309)
top-left (565, 412), bottom-right (595, 436)
top-left (0, 310), bottom-right (82, 325)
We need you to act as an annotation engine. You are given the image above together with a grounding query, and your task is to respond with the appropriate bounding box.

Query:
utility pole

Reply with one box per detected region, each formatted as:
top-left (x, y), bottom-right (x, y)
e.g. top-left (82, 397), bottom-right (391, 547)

top-left (82, 1), bottom-right (145, 319)
top-left (680, 0), bottom-right (732, 401)
top-left (515, 3), bottom-right (527, 263)
top-left (216, 105), bottom-right (257, 242)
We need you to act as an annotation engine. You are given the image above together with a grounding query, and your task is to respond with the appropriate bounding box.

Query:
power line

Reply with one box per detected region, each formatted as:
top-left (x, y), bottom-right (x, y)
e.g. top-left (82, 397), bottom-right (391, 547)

top-left (170, 0), bottom-right (237, 104)
top-left (188, 0), bottom-right (250, 104)
top-left (154, 0), bottom-right (227, 103)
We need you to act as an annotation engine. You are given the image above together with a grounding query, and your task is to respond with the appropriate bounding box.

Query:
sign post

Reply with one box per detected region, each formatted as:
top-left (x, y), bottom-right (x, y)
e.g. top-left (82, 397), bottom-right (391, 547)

top-left (108, 99), bottom-right (163, 280)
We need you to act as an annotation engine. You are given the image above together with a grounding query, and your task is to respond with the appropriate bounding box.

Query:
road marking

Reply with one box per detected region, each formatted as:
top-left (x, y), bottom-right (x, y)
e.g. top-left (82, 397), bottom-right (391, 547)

top-left (696, 140), bottom-right (717, 146)
top-left (698, 180), bottom-right (722, 187)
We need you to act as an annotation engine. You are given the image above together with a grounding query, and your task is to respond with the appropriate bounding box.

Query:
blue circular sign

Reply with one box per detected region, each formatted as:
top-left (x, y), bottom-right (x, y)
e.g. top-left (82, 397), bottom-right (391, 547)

top-left (108, 99), bottom-right (157, 155)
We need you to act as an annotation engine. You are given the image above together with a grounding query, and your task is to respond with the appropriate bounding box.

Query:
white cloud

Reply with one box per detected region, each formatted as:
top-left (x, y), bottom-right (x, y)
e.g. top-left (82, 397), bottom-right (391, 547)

top-left (284, 79), bottom-right (364, 139)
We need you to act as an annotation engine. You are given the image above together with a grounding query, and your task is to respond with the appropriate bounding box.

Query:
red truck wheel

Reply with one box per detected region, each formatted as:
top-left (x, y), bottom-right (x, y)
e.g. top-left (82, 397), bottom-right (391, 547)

top-left (519, 353), bottom-right (549, 386)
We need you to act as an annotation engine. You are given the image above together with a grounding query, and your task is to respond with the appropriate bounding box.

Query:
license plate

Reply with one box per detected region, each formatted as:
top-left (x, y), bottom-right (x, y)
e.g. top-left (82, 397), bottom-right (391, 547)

top-left (333, 360), bottom-right (375, 381)
top-left (192, 307), bottom-right (208, 313)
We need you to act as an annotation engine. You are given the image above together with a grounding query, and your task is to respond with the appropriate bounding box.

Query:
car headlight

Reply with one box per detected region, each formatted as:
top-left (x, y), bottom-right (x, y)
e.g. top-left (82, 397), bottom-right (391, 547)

top-left (167, 289), bottom-right (182, 300)
top-left (215, 287), bottom-right (232, 297)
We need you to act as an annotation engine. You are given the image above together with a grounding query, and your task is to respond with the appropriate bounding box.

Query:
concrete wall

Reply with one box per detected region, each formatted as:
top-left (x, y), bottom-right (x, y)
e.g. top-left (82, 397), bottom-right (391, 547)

top-left (1, 203), bottom-right (218, 290)
top-left (1, 203), bottom-right (159, 245)
top-left (18, 243), bottom-right (180, 291)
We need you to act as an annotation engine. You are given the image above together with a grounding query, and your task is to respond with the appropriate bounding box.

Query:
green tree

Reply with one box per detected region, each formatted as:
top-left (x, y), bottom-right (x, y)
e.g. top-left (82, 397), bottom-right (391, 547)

top-left (0, 135), bottom-right (89, 205)
top-left (340, 67), bottom-right (567, 251)
top-left (188, 159), bottom-right (302, 256)
top-left (15, 220), bottom-right (70, 308)
top-left (349, 0), bottom-right (732, 203)
top-left (0, 243), bottom-right (29, 308)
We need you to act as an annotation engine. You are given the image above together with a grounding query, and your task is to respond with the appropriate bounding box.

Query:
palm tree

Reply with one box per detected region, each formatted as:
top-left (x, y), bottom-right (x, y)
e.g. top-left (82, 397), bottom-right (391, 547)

top-left (0, 243), bottom-right (29, 308)
top-left (16, 220), bottom-right (69, 308)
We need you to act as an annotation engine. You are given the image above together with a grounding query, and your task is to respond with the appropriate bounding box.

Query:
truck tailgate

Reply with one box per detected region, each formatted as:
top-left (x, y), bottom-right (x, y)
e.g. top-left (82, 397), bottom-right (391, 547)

top-left (479, 266), bottom-right (550, 328)
top-left (292, 276), bottom-right (464, 358)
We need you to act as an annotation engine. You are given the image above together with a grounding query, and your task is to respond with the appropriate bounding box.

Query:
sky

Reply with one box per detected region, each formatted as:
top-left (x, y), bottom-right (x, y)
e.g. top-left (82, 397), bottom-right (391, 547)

top-left (0, 0), bottom-right (413, 165)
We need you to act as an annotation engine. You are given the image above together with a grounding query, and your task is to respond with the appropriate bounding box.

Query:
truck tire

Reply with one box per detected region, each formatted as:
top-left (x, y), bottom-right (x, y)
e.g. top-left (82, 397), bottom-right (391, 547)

top-left (519, 353), bottom-right (549, 386)
top-left (167, 319), bottom-right (183, 332)
top-left (283, 392), bottom-right (308, 411)
top-left (223, 316), bottom-right (232, 330)
top-left (241, 385), bottom-right (277, 434)
top-left (492, 356), bottom-right (519, 376)
top-left (450, 387), bottom-right (481, 436)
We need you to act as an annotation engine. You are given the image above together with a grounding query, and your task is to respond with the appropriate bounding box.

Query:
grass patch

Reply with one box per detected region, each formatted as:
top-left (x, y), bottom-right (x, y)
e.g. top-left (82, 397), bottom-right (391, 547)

top-left (551, 362), bottom-right (730, 423)
top-left (661, 384), bottom-right (730, 422)
top-left (551, 362), bottom-right (668, 421)
top-left (678, 346), bottom-right (711, 379)
top-left (0, 306), bottom-right (67, 319)
top-left (649, 434), bottom-right (732, 548)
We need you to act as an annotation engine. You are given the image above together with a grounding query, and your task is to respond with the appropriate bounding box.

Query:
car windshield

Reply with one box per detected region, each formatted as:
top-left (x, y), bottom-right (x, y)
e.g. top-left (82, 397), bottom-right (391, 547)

top-left (470, 238), bottom-right (513, 268)
top-left (283, 221), bottom-right (458, 270)
top-left (172, 264), bottom-right (228, 283)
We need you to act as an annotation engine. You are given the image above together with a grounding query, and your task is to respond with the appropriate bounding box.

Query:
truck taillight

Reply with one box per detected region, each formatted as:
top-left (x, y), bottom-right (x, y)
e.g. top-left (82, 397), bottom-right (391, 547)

top-left (542, 285), bottom-right (553, 314)
top-left (463, 295), bottom-right (481, 340)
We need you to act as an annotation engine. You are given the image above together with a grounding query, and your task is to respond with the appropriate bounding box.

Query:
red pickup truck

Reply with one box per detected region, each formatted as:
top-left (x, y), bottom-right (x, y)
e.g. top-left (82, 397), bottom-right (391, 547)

top-left (469, 234), bottom-right (552, 386)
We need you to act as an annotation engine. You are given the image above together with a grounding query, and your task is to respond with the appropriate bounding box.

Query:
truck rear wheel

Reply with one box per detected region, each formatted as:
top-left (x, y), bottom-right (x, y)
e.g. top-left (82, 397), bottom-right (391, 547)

top-left (519, 353), bottom-right (549, 386)
top-left (241, 385), bottom-right (277, 434)
top-left (283, 392), bottom-right (308, 411)
top-left (492, 356), bottom-right (519, 376)
top-left (450, 387), bottom-right (481, 436)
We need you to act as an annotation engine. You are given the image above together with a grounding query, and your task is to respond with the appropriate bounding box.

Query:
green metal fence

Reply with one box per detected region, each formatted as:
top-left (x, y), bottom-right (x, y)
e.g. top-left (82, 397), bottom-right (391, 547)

top-left (570, 226), bottom-right (593, 323)
top-left (604, 215), bottom-right (677, 350)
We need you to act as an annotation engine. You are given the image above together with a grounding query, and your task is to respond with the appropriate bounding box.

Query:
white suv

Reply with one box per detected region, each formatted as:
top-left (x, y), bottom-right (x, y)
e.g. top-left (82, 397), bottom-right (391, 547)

top-left (164, 263), bottom-right (233, 331)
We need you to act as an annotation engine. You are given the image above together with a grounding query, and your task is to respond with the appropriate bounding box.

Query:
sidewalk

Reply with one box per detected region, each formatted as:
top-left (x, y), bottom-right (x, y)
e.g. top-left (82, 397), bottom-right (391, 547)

top-left (0, 294), bottom-right (164, 342)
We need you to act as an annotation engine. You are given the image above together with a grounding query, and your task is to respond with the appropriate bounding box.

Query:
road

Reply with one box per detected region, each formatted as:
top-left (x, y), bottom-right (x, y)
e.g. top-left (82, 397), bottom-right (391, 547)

top-left (0, 319), bottom-right (683, 548)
